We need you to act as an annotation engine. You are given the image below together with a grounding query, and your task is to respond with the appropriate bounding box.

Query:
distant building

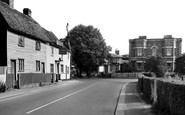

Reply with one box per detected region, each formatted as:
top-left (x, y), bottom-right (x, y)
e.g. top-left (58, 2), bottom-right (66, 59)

top-left (129, 35), bottom-right (182, 71)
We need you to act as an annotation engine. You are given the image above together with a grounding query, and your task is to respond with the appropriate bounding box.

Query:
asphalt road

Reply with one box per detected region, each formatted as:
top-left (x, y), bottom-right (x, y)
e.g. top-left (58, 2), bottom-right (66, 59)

top-left (0, 79), bottom-right (135, 115)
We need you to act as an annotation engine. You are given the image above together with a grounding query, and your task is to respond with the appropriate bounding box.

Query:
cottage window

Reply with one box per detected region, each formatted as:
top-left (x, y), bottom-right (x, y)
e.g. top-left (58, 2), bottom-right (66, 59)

top-left (51, 47), bottom-right (54, 56)
top-left (18, 59), bottom-right (24, 72)
top-left (166, 48), bottom-right (172, 56)
top-left (18, 36), bottom-right (25, 47)
top-left (36, 41), bottom-right (41, 51)
top-left (137, 48), bottom-right (142, 56)
top-left (36, 60), bottom-right (40, 71)
top-left (50, 64), bottom-right (54, 73)
top-left (61, 64), bottom-right (64, 73)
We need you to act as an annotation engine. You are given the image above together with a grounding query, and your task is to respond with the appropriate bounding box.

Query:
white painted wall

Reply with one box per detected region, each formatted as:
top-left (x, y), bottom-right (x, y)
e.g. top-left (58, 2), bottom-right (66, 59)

top-left (60, 52), bottom-right (71, 79)
top-left (7, 31), bottom-right (47, 74)
top-left (46, 45), bottom-right (60, 73)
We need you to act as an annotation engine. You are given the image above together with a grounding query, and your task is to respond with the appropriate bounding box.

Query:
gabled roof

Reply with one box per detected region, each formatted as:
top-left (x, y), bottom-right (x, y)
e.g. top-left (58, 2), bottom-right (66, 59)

top-left (42, 28), bottom-right (58, 43)
top-left (0, 1), bottom-right (51, 42)
top-left (110, 53), bottom-right (122, 58)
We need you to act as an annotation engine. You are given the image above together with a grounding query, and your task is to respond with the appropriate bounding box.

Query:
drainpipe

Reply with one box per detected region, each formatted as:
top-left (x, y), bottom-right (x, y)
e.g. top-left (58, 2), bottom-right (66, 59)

top-left (172, 38), bottom-right (176, 72)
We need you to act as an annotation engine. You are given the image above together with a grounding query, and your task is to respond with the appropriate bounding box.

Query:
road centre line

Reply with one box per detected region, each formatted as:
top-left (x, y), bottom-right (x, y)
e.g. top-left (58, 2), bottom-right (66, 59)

top-left (26, 82), bottom-right (99, 114)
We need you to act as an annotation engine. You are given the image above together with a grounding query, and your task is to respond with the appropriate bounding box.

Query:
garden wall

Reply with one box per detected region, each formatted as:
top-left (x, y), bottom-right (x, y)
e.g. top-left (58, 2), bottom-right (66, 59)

top-left (6, 74), bottom-right (14, 89)
top-left (138, 76), bottom-right (185, 115)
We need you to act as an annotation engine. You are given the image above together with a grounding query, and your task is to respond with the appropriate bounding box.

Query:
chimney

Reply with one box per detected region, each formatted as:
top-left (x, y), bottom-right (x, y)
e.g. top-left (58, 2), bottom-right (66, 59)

top-left (115, 49), bottom-right (120, 55)
top-left (164, 35), bottom-right (173, 39)
top-left (139, 36), bottom-right (147, 39)
top-left (23, 8), bottom-right (32, 17)
top-left (1, 0), bottom-right (14, 8)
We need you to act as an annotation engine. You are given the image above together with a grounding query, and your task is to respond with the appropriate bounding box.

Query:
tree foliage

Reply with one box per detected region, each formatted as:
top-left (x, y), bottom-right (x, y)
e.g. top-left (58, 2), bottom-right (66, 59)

top-left (174, 54), bottom-right (185, 75)
top-left (66, 24), bottom-right (111, 76)
top-left (144, 56), bottom-right (167, 77)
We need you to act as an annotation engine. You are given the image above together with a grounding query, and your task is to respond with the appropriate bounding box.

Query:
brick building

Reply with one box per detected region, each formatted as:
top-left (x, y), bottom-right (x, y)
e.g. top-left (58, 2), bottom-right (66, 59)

top-left (129, 35), bottom-right (182, 71)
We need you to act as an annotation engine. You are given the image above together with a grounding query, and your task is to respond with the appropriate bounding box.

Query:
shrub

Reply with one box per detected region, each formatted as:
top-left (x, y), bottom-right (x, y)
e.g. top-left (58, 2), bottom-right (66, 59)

top-left (144, 56), bottom-right (167, 78)
top-left (0, 82), bottom-right (6, 93)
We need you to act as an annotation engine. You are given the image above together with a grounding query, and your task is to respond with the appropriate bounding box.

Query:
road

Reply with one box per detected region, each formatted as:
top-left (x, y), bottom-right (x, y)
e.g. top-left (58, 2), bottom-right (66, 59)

top-left (0, 79), bottom-right (137, 115)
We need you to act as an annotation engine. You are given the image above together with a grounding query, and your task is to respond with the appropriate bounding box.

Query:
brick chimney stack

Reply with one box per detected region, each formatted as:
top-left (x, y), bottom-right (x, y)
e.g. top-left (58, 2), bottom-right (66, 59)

top-left (1, 0), bottom-right (14, 8)
top-left (23, 8), bottom-right (32, 17)
top-left (115, 49), bottom-right (120, 55)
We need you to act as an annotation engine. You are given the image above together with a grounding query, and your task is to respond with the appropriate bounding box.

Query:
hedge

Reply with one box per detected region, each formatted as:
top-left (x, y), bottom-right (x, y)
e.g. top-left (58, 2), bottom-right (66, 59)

top-left (138, 76), bottom-right (185, 115)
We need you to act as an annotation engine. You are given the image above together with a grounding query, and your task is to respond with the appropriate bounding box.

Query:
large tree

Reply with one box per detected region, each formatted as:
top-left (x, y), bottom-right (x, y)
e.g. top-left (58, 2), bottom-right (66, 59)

top-left (144, 56), bottom-right (167, 78)
top-left (66, 24), bottom-right (111, 77)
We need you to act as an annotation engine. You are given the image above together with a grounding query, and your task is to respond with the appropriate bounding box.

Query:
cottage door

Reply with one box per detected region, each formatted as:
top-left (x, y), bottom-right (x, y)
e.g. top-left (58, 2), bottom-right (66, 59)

top-left (10, 60), bottom-right (16, 85)
top-left (41, 62), bottom-right (45, 73)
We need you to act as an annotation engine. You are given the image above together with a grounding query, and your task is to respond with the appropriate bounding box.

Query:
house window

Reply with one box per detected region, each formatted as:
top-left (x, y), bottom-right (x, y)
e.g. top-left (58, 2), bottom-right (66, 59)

top-left (36, 41), bottom-right (41, 51)
top-left (166, 48), bottom-right (172, 56)
top-left (137, 62), bottom-right (142, 70)
top-left (61, 64), bottom-right (64, 73)
top-left (50, 64), bottom-right (54, 73)
top-left (152, 47), bottom-right (157, 56)
top-left (18, 36), bottom-right (25, 47)
top-left (36, 60), bottom-right (40, 71)
top-left (18, 59), bottom-right (24, 72)
top-left (67, 67), bottom-right (69, 74)
top-left (51, 47), bottom-right (54, 56)
top-left (137, 48), bottom-right (142, 56)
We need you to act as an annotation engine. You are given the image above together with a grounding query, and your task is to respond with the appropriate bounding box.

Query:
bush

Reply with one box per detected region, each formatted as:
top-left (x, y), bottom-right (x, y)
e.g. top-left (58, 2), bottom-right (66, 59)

top-left (144, 56), bottom-right (167, 78)
top-left (0, 82), bottom-right (6, 93)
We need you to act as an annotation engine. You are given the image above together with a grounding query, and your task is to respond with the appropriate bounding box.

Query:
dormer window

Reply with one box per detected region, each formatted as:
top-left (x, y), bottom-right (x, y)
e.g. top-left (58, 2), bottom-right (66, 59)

top-left (36, 41), bottom-right (41, 51)
top-left (51, 47), bottom-right (54, 56)
top-left (18, 36), bottom-right (25, 47)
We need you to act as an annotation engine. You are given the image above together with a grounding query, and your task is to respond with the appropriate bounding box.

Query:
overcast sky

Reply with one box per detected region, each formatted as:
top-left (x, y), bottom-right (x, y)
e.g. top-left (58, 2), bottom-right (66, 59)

top-left (14, 0), bottom-right (185, 55)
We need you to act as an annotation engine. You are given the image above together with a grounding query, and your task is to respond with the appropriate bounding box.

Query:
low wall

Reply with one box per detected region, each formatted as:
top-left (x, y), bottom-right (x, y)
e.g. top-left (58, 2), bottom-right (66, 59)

top-left (111, 72), bottom-right (141, 78)
top-left (18, 73), bottom-right (53, 88)
top-left (138, 76), bottom-right (185, 115)
top-left (6, 74), bottom-right (14, 89)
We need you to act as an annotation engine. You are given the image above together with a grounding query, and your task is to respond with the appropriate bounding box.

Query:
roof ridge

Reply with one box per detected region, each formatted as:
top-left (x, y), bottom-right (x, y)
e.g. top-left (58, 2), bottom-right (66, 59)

top-left (0, 1), bottom-right (58, 43)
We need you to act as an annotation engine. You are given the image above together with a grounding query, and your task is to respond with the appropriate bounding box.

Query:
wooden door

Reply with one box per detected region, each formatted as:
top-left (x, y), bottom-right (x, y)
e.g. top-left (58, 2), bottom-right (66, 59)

top-left (11, 60), bottom-right (16, 81)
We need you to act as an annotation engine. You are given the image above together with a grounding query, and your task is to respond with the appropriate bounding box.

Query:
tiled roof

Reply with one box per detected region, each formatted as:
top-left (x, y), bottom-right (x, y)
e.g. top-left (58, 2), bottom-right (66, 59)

top-left (110, 53), bottom-right (122, 58)
top-left (0, 1), bottom-right (54, 42)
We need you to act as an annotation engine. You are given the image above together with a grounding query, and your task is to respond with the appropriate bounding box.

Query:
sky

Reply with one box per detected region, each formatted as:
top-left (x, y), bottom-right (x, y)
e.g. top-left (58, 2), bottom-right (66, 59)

top-left (14, 0), bottom-right (185, 55)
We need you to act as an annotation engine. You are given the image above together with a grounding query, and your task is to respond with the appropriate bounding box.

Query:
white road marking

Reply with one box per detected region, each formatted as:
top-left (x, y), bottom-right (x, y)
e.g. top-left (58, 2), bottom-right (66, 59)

top-left (26, 82), bottom-right (99, 114)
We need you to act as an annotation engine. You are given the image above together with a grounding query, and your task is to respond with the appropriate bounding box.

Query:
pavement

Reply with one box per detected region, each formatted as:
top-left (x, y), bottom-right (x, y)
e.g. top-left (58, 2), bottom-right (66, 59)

top-left (0, 80), bottom-right (79, 101)
top-left (115, 80), bottom-right (154, 115)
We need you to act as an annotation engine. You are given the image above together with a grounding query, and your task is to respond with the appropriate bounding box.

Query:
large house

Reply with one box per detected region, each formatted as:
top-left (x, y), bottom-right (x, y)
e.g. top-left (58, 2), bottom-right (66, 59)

top-left (0, 0), bottom-right (71, 87)
top-left (129, 35), bottom-right (182, 71)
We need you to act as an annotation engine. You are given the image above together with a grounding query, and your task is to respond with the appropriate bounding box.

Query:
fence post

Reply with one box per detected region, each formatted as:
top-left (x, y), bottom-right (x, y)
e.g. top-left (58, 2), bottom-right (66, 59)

top-left (153, 77), bottom-right (157, 105)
